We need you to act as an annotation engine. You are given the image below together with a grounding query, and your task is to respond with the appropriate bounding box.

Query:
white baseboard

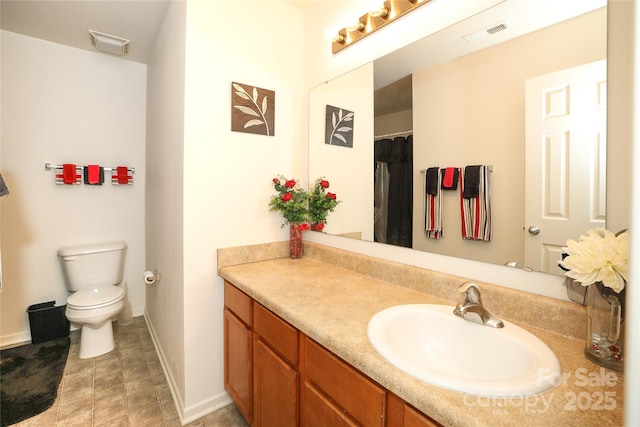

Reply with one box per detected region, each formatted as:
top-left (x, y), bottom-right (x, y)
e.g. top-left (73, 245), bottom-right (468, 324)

top-left (182, 392), bottom-right (232, 424)
top-left (143, 310), bottom-right (231, 425)
top-left (143, 310), bottom-right (186, 419)
top-left (0, 331), bottom-right (31, 349)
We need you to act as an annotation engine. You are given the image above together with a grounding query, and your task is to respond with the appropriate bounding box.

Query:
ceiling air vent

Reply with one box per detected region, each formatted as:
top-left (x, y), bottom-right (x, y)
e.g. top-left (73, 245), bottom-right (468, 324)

top-left (463, 20), bottom-right (511, 43)
top-left (89, 30), bottom-right (130, 56)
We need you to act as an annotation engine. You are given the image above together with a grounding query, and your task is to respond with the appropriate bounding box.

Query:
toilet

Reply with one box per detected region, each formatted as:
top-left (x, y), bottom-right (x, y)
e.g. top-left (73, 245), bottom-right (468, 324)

top-left (57, 241), bottom-right (127, 359)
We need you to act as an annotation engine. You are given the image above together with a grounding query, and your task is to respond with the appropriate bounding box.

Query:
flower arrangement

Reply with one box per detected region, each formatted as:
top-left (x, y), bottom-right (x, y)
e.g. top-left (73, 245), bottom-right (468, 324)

top-left (560, 228), bottom-right (629, 293)
top-left (269, 176), bottom-right (309, 227)
top-left (308, 177), bottom-right (341, 231)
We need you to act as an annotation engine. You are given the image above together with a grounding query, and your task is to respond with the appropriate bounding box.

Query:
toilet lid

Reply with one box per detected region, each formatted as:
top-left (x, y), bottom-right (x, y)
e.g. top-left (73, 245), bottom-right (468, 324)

top-left (67, 286), bottom-right (124, 310)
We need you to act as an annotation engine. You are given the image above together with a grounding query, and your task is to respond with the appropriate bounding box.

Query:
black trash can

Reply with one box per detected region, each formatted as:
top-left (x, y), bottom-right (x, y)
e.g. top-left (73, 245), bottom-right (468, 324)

top-left (26, 301), bottom-right (70, 344)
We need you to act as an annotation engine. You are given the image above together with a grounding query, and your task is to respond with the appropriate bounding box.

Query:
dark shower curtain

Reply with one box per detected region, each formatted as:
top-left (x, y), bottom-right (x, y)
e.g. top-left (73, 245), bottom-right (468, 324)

top-left (374, 135), bottom-right (413, 248)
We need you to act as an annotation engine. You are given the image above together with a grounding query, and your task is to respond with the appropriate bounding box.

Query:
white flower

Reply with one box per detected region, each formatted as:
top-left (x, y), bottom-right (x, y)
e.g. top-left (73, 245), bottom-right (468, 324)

top-left (560, 228), bottom-right (629, 293)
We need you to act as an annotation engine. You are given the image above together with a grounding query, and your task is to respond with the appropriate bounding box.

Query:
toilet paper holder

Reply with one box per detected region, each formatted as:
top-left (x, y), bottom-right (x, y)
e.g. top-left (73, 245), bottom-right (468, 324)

top-left (144, 270), bottom-right (161, 285)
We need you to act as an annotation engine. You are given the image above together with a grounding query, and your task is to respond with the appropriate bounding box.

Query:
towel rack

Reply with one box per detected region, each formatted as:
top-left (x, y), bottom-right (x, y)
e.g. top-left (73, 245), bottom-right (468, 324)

top-left (420, 165), bottom-right (494, 174)
top-left (45, 163), bottom-right (135, 185)
top-left (44, 163), bottom-right (136, 174)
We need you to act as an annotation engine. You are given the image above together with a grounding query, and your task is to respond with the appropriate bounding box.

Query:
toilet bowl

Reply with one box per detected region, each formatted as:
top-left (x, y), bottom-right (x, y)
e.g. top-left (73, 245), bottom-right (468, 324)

top-left (57, 241), bottom-right (128, 359)
top-left (65, 285), bottom-right (125, 359)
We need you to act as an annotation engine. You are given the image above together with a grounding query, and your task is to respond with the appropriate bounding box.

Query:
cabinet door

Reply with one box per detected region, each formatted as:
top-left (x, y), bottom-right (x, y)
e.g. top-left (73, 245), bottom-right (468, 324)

top-left (303, 382), bottom-right (357, 427)
top-left (254, 337), bottom-right (299, 427)
top-left (224, 308), bottom-right (252, 424)
top-left (404, 406), bottom-right (440, 427)
top-left (386, 393), bottom-right (442, 427)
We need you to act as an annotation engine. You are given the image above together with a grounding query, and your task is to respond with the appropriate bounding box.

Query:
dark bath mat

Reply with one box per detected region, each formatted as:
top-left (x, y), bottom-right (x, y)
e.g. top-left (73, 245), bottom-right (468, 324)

top-left (0, 336), bottom-right (70, 426)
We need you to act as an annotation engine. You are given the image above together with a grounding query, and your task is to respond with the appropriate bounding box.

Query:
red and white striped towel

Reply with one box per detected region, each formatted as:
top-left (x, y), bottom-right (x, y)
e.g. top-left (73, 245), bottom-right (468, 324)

top-left (460, 165), bottom-right (492, 241)
top-left (56, 164), bottom-right (81, 185)
top-left (424, 167), bottom-right (443, 239)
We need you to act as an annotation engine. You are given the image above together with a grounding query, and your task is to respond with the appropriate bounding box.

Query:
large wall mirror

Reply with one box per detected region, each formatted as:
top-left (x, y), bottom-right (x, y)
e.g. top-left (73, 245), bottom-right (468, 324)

top-left (309, 0), bottom-right (607, 276)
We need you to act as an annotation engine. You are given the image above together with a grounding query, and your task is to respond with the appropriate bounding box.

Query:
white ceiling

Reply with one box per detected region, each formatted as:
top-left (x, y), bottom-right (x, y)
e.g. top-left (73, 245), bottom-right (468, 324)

top-left (0, 0), bottom-right (170, 64)
top-left (1, 0), bottom-right (606, 69)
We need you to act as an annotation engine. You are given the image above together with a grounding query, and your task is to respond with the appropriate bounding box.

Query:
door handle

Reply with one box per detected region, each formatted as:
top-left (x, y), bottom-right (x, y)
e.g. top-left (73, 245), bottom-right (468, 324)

top-left (528, 226), bottom-right (541, 235)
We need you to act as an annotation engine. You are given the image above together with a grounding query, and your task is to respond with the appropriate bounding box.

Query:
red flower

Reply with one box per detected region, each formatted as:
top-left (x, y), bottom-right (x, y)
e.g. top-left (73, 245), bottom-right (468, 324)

top-left (297, 223), bottom-right (310, 232)
top-left (282, 192), bottom-right (293, 202)
top-left (327, 192), bottom-right (337, 200)
top-left (313, 222), bottom-right (325, 231)
top-left (272, 178), bottom-right (280, 184)
top-left (284, 179), bottom-right (296, 188)
top-left (320, 180), bottom-right (330, 189)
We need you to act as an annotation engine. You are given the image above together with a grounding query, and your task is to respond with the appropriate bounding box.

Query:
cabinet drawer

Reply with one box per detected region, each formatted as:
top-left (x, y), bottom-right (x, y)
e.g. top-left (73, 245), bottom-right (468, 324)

top-left (254, 302), bottom-right (299, 366)
top-left (305, 337), bottom-right (385, 427)
top-left (224, 281), bottom-right (252, 325)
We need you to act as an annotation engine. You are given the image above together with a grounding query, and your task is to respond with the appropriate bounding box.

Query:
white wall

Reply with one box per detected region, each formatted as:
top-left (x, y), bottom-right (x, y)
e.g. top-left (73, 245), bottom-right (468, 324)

top-left (0, 31), bottom-right (147, 345)
top-left (177, 0), bottom-right (304, 422)
top-left (309, 63), bottom-right (374, 238)
top-left (145, 0), bottom-right (187, 415)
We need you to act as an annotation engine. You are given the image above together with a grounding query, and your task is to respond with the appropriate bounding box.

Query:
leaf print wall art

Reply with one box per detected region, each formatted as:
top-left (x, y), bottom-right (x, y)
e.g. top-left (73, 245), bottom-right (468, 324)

top-left (231, 82), bottom-right (275, 136)
top-left (325, 105), bottom-right (354, 148)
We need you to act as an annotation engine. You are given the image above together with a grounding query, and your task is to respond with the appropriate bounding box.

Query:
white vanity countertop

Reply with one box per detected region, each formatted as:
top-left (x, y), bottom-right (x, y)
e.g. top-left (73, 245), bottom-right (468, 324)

top-left (219, 256), bottom-right (624, 427)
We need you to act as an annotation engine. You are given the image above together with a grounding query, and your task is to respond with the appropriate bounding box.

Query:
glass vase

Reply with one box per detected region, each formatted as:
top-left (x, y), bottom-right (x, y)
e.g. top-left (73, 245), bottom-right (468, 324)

top-left (584, 282), bottom-right (625, 371)
top-left (289, 223), bottom-right (303, 259)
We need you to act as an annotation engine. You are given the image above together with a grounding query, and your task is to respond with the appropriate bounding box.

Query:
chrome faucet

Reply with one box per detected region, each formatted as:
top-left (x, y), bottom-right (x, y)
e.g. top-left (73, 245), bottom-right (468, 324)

top-left (453, 282), bottom-right (504, 328)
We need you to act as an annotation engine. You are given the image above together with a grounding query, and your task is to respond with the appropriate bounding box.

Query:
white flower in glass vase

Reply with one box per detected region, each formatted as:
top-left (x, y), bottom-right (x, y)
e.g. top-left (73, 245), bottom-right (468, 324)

top-left (560, 228), bottom-right (629, 293)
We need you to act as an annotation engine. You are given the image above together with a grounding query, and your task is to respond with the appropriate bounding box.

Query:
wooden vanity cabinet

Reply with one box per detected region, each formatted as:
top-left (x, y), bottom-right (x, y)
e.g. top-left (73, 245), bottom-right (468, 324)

top-left (223, 280), bottom-right (442, 427)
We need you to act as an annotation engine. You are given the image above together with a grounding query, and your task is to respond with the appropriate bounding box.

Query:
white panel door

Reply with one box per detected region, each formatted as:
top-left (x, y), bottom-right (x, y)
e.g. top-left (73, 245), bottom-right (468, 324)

top-left (524, 60), bottom-right (607, 274)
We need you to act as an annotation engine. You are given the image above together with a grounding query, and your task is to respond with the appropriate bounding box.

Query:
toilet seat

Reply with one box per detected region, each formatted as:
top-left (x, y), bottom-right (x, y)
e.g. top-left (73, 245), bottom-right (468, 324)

top-left (67, 285), bottom-right (124, 310)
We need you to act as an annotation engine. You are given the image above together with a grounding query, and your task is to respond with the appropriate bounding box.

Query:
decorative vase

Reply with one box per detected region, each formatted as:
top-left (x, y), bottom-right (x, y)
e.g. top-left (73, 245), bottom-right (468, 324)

top-left (289, 223), bottom-right (303, 259)
top-left (584, 282), bottom-right (625, 371)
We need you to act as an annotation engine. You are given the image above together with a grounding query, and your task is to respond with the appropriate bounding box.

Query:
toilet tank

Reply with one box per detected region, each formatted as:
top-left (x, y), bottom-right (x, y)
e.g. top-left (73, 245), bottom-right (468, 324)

top-left (57, 241), bottom-right (127, 291)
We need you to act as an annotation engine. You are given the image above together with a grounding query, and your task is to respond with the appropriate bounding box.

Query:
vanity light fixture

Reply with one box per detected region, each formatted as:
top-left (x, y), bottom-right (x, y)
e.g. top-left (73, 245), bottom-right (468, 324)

top-left (346, 21), bottom-right (366, 32)
top-left (333, 33), bottom-right (346, 44)
top-left (89, 30), bottom-right (130, 56)
top-left (332, 0), bottom-right (431, 54)
top-left (369, 5), bottom-right (390, 19)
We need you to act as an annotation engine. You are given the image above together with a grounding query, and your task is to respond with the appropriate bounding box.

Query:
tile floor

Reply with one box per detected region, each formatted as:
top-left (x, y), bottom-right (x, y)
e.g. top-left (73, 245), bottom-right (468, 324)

top-left (9, 316), bottom-right (248, 427)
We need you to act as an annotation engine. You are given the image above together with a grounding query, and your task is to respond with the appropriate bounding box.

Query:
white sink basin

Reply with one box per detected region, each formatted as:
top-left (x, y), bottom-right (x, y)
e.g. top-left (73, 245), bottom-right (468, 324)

top-left (367, 304), bottom-right (561, 397)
